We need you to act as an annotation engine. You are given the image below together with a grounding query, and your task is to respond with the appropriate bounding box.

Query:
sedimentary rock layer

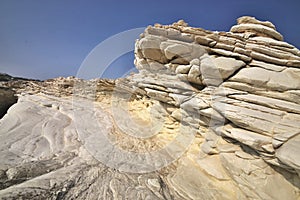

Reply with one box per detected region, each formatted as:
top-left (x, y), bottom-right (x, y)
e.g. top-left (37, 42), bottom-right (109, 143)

top-left (126, 16), bottom-right (300, 176)
top-left (0, 16), bottom-right (300, 199)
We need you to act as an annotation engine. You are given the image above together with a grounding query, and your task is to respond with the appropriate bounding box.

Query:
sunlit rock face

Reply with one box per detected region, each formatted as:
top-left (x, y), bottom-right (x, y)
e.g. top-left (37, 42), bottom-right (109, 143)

top-left (1, 16), bottom-right (300, 200)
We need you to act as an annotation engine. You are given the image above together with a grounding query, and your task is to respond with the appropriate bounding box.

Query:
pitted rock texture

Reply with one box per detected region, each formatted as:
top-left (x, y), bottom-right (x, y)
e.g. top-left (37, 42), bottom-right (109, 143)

top-left (0, 16), bottom-right (300, 200)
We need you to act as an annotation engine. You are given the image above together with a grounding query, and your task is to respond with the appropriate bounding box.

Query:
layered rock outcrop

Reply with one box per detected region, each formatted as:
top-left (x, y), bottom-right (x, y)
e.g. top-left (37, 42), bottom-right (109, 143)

top-left (125, 16), bottom-right (300, 173)
top-left (118, 16), bottom-right (300, 198)
top-left (0, 16), bottom-right (300, 199)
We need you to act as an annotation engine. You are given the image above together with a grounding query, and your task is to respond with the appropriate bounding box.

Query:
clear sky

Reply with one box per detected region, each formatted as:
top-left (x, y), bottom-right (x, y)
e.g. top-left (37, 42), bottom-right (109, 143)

top-left (0, 0), bottom-right (299, 80)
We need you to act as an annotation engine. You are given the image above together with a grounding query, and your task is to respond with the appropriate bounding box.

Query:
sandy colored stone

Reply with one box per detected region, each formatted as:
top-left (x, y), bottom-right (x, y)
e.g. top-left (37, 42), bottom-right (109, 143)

top-left (276, 134), bottom-right (300, 170)
top-left (2, 16), bottom-right (300, 199)
top-left (211, 56), bottom-right (246, 79)
top-left (237, 16), bottom-right (276, 29)
top-left (230, 67), bottom-right (300, 91)
top-left (175, 64), bottom-right (191, 74)
top-left (230, 23), bottom-right (283, 41)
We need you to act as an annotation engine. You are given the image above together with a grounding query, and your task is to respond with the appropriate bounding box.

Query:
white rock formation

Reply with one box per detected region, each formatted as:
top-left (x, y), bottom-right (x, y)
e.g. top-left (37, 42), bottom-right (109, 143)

top-left (0, 16), bottom-right (300, 199)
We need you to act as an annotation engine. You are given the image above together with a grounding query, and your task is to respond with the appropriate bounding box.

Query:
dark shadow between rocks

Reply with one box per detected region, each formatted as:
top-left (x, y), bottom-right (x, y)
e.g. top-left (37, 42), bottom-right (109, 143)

top-left (270, 162), bottom-right (300, 189)
top-left (0, 87), bottom-right (18, 119)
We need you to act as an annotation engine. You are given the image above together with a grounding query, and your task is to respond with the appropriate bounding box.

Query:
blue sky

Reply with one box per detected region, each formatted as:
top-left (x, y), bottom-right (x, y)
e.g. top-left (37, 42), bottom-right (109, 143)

top-left (0, 0), bottom-right (299, 80)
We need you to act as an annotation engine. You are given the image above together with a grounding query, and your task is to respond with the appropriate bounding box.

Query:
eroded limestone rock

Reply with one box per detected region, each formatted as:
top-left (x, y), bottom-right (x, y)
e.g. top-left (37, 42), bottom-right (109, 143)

top-left (1, 16), bottom-right (300, 199)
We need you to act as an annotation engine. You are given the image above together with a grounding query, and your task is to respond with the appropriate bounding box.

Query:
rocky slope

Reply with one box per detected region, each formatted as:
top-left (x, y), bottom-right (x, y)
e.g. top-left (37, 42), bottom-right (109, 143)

top-left (0, 73), bottom-right (39, 118)
top-left (0, 16), bottom-right (300, 199)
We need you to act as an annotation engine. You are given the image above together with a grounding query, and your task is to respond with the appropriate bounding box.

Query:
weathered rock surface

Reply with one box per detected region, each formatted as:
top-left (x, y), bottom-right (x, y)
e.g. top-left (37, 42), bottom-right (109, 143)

top-left (130, 15), bottom-right (300, 173)
top-left (1, 16), bottom-right (300, 199)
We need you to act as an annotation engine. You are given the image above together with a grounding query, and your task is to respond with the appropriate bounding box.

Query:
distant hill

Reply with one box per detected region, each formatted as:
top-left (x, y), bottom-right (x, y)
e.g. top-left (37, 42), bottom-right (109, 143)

top-left (0, 73), bottom-right (40, 82)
